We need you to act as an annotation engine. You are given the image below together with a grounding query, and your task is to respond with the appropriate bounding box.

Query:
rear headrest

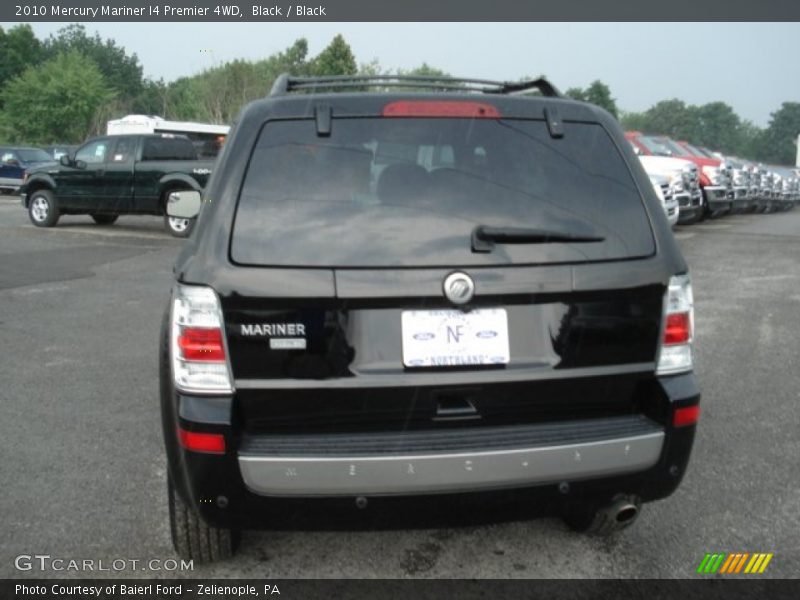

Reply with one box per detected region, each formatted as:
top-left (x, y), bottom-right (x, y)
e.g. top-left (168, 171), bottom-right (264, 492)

top-left (377, 162), bottom-right (430, 204)
top-left (316, 147), bottom-right (372, 195)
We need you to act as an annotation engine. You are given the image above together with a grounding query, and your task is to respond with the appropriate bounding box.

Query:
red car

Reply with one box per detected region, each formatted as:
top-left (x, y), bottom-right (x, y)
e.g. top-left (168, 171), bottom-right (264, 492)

top-left (626, 132), bottom-right (732, 217)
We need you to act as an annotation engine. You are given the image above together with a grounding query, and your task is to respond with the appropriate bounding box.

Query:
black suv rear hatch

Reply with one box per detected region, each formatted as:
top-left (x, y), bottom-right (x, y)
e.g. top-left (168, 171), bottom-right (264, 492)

top-left (221, 110), bottom-right (664, 435)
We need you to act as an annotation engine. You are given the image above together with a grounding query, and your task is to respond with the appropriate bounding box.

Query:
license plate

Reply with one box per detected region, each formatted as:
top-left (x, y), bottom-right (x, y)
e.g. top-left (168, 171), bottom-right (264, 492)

top-left (401, 308), bottom-right (510, 367)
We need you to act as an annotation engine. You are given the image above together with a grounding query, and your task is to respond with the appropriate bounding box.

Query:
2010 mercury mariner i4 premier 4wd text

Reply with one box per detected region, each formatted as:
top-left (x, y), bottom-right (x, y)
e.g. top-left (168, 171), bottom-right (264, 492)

top-left (160, 74), bottom-right (700, 562)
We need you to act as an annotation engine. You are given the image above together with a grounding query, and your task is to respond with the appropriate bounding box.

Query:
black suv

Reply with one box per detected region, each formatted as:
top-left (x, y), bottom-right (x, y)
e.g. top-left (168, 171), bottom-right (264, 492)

top-left (160, 75), bottom-right (700, 562)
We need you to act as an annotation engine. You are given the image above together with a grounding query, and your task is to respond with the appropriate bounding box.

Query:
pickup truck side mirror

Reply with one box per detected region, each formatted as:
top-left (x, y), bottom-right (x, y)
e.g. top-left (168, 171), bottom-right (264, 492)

top-left (167, 190), bottom-right (202, 219)
top-left (59, 155), bottom-right (72, 167)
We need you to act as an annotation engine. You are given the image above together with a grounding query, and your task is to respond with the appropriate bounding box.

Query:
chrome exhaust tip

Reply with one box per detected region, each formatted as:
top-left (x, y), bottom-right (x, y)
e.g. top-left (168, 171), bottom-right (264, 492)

top-left (610, 498), bottom-right (639, 525)
top-left (603, 494), bottom-right (641, 529)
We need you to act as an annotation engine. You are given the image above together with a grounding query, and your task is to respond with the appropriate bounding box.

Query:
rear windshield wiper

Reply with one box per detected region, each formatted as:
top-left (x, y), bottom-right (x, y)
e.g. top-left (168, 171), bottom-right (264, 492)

top-left (471, 225), bottom-right (605, 253)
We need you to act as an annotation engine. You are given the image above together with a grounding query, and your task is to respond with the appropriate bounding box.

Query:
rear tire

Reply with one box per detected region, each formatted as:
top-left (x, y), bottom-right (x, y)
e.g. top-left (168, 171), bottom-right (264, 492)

top-left (168, 476), bottom-right (239, 563)
top-left (91, 214), bottom-right (118, 225)
top-left (28, 189), bottom-right (60, 228)
top-left (162, 188), bottom-right (196, 238)
top-left (164, 214), bottom-right (195, 238)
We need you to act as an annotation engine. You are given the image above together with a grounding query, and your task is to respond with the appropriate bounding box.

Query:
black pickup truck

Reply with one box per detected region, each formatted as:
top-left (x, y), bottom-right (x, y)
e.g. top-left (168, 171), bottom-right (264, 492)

top-left (20, 134), bottom-right (214, 237)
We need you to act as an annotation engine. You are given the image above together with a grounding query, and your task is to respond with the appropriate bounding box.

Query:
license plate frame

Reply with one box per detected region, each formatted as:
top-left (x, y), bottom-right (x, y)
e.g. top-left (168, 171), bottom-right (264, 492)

top-left (401, 308), bottom-right (510, 368)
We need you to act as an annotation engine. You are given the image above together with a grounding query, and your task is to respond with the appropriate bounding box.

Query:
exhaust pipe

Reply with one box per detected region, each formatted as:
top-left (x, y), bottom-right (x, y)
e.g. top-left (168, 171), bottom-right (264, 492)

top-left (595, 494), bottom-right (641, 533)
top-left (563, 494), bottom-right (642, 535)
top-left (606, 495), bottom-right (640, 527)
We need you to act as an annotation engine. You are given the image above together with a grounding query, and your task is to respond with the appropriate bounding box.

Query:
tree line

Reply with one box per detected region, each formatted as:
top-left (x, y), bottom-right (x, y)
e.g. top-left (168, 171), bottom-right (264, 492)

top-left (0, 24), bottom-right (797, 165)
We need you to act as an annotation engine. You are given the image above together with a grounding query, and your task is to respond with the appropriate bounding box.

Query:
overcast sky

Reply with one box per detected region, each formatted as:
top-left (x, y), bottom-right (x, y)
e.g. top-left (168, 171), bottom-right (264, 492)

top-left (9, 22), bottom-right (799, 126)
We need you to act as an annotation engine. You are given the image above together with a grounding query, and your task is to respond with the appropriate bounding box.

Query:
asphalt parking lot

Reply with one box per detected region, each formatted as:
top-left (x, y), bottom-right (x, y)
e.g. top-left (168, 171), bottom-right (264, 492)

top-left (1, 197), bottom-right (799, 579)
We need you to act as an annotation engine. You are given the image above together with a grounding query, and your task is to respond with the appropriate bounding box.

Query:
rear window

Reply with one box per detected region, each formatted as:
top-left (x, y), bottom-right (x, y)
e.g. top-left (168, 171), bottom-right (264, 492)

top-left (18, 149), bottom-right (52, 162)
top-left (141, 136), bottom-right (197, 161)
top-left (231, 118), bottom-right (655, 267)
top-left (637, 136), bottom-right (677, 157)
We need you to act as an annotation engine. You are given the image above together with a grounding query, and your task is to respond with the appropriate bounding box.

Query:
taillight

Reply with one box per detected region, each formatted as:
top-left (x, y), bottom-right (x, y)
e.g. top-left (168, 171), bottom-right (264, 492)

top-left (177, 427), bottom-right (226, 454)
top-left (177, 327), bottom-right (225, 361)
top-left (673, 405), bottom-right (701, 427)
top-left (664, 313), bottom-right (690, 345)
top-left (171, 284), bottom-right (233, 394)
top-left (657, 274), bottom-right (694, 375)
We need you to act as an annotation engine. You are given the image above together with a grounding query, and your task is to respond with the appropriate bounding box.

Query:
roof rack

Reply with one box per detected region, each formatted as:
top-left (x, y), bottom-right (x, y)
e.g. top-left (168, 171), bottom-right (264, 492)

top-left (268, 74), bottom-right (562, 98)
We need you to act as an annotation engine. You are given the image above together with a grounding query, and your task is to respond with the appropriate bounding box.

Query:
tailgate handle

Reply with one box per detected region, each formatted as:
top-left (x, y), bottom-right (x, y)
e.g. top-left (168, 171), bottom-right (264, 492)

top-left (434, 397), bottom-right (479, 420)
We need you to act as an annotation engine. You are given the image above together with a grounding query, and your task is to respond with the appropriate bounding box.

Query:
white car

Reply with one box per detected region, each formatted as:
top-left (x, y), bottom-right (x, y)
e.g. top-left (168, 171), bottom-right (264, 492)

top-left (637, 154), bottom-right (701, 224)
top-left (649, 174), bottom-right (680, 227)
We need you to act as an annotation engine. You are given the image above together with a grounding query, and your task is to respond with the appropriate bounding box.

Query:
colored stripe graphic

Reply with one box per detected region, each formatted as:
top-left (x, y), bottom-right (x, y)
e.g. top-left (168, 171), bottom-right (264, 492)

top-left (696, 553), bottom-right (712, 573)
top-left (710, 554), bottom-right (725, 573)
top-left (697, 553), bottom-right (726, 574)
top-left (758, 554), bottom-right (773, 573)
top-left (698, 553), bottom-right (773, 575)
top-left (734, 553), bottom-right (749, 573)
top-left (719, 554), bottom-right (736, 574)
top-left (745, 554), bottom-right (760, 573)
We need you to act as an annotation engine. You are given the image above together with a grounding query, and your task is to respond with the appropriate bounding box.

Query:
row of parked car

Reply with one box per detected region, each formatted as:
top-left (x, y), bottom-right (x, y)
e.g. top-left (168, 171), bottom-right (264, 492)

top-left (628, 131), bottom-right (799, 227)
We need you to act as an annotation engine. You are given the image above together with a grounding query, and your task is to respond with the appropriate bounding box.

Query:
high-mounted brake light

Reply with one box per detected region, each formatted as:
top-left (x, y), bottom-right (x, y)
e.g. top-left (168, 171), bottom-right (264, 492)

top-left (382, 101), bottom-right (501, 119)
top-left (656, 274), bottom-right (694, 375)
top-left (177, 427), bottom-right (226, 454)
top-left (171, 284), bottom-right (233, 394)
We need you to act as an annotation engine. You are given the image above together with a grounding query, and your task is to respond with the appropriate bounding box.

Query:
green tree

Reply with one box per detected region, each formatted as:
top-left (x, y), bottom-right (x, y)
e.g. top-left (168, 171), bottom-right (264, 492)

top-left (619, 110), bottom-right (649, 132)
top-left (393, 63), bottom-right (453, 91)
top-left (398, 63), bottom-right (450, 78)
top-left (583, 80), bottom-right (618, 118)
top-left (44, 25), bottom-right (143, 102)
top-left (0, 25), bottom-right (43, 99)
top-left (620, 100), bottom-right (764, 159)
top-left (565, 87), bottom-right (586, 101)
top-left (162, 76), bottom-right (207, 121)
top-left (136, 77), bottom-right (171, 116)
top-left (733, 119), bottom-right (762, 159)
top-left (0, 51), bottom-right (115, 143)
top-left (268, 38), bottom-right (311, 77)
top-left (357, 59), bottom-right (385, 77)
top-left (310, 34), bottom-right (357, 76)
top-left (691, 102), bottom-right (741, 154)
top-left (153, 38), bottom-right (314, 123)
top-left (563, 81), bottom-right (617, 117)
top-left (640, 99), bottom-right (697, 140)
top-left (755, 102), bottom-right (800, 165)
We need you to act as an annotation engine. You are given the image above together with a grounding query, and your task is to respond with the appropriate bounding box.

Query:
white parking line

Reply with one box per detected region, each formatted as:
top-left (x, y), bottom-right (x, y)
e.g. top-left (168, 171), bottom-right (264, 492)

top-left (11, 225), bottom-right (177, 241)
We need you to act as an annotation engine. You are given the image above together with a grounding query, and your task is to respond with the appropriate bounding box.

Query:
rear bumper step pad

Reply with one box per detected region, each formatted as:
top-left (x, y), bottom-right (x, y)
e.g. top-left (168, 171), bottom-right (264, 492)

top-left (238, 415), bottom-right (665, 496)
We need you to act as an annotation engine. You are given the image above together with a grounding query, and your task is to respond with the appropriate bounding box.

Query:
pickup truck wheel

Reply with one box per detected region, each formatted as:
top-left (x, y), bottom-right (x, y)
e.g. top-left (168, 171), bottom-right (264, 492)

top-left (165, 215), bottom-right (195, 238)
top-left (28, 190), bottom-right (60, 228)
top-left (91, 214), bottom-right (118, 225)
top-left (168, 476), bottom-right (239, 563)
